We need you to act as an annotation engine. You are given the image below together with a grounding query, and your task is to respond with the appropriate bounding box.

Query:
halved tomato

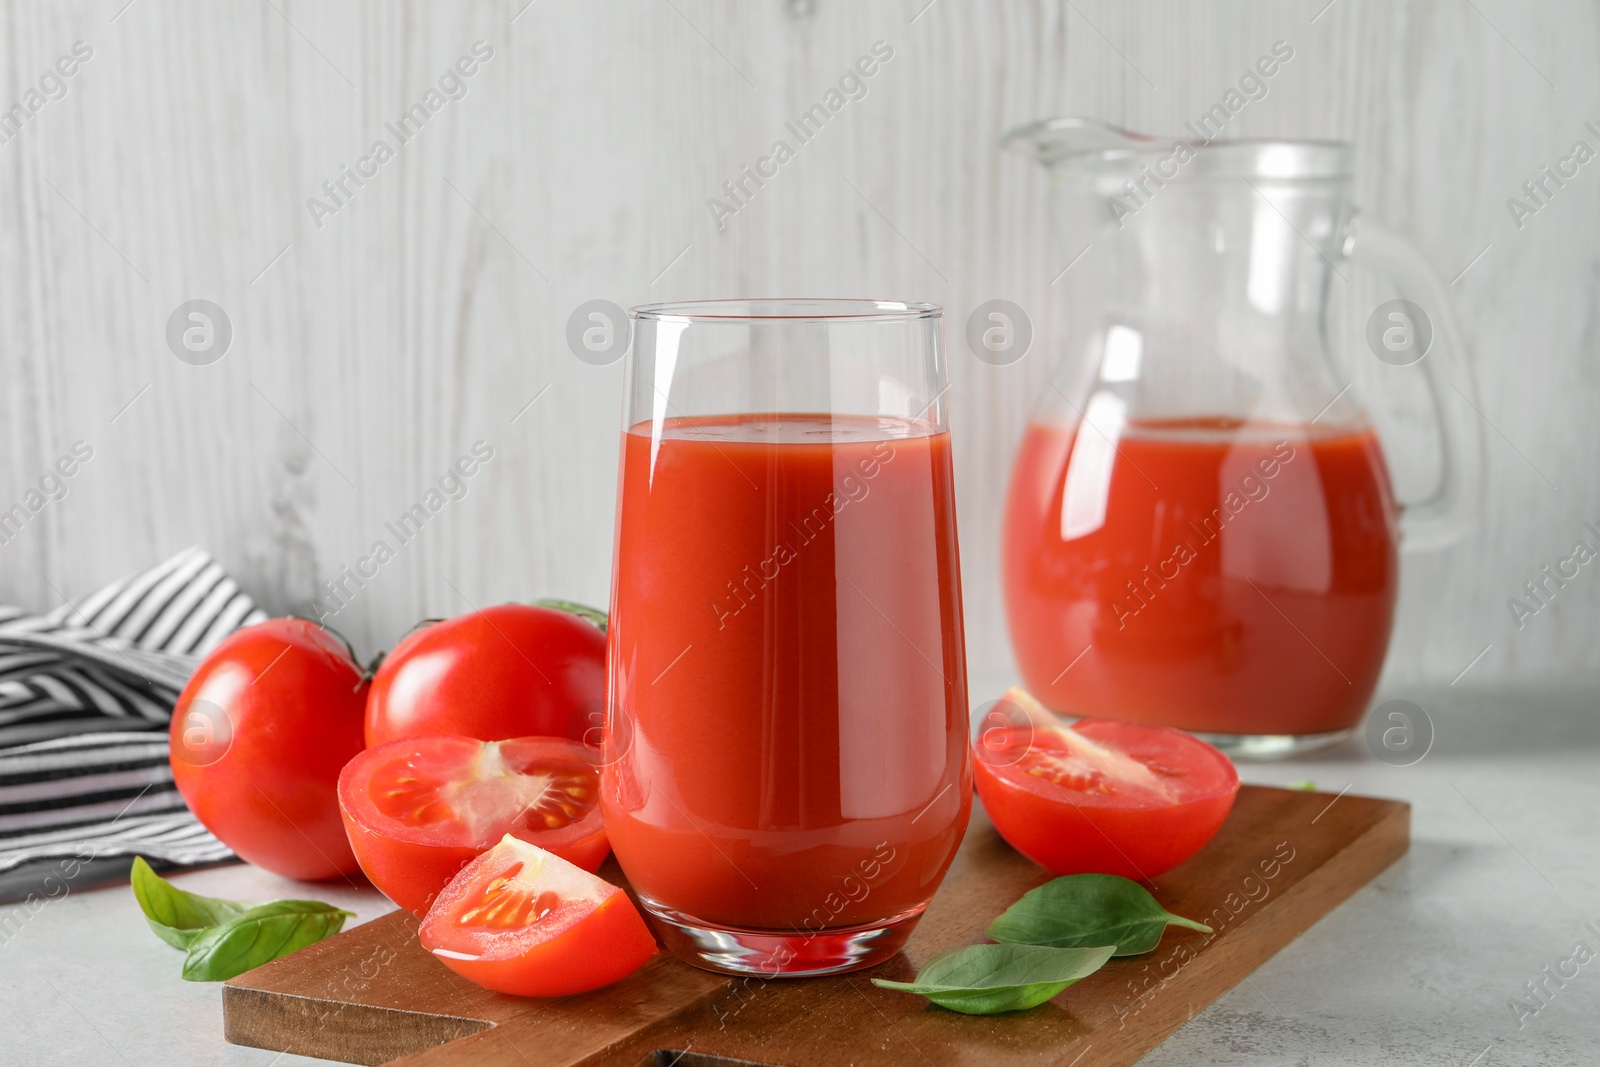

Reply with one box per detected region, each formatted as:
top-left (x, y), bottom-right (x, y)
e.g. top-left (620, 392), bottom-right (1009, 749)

top-left (974, 688), bottom-right (1239, 879)
top-left (339, 736), bottom-right (609, 916)
top-left (420, 835), bottom-right (657, 997)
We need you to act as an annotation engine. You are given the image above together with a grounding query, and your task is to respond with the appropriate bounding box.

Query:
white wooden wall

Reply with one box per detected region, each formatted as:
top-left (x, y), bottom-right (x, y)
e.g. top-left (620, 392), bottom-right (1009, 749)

top-left (0, 0), bottom-right (1594, 689)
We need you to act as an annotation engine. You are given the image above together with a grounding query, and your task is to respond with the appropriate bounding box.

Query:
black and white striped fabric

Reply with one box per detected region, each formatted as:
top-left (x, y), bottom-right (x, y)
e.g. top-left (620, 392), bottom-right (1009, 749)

top-left (0, 547), bottom-right (265, 883)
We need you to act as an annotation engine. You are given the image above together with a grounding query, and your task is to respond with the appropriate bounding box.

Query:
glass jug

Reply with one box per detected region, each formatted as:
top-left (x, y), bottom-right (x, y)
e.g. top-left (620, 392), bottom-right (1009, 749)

top-left (999, 118), bottom-right (1481, 757)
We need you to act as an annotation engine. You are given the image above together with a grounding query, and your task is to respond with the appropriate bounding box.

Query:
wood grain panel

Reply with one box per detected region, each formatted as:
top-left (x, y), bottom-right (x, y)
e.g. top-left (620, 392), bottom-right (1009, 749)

top-left (0, 0), bottom-right (1592, 687)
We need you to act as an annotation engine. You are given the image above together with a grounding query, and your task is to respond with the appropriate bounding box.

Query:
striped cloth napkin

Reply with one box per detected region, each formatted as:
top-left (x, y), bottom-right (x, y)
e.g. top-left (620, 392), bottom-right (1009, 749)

top-left (0, 548), bottom-right (265, 899)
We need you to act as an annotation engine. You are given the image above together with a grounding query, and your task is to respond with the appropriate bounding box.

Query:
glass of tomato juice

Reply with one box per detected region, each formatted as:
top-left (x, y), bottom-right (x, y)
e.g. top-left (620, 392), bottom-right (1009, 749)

top-left (601, 299), bottom-right (972, 976)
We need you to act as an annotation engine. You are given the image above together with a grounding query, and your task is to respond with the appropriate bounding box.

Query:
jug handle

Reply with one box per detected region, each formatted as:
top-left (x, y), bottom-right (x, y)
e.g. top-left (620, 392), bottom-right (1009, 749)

top-left (1343, 217), bottom-right (1485, 553)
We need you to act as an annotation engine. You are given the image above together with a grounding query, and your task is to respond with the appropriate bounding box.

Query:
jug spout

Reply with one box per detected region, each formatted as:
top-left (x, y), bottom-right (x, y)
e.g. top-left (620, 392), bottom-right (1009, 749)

top-left (1002, 115), bottom-right (1350, 181)
top-left (1000, 117), bottom-right (1157, 164)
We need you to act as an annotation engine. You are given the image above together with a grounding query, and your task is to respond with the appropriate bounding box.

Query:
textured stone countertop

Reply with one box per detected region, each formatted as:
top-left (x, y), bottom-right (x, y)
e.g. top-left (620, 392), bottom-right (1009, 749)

top-left (4, 682), bottom-right (1594, 1066)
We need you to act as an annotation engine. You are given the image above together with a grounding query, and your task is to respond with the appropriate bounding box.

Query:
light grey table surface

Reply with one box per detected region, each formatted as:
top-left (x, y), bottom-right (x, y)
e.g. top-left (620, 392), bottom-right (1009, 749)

top-left (3, 681), bottom-right (1595, 1066)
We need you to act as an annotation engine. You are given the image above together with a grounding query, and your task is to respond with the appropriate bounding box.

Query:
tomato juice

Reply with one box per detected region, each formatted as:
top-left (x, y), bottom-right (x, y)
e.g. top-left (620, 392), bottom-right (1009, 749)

top-left (1002, 417), bottom-right (1398, 737)
top-left (603, 413), bottom-right (971, 933)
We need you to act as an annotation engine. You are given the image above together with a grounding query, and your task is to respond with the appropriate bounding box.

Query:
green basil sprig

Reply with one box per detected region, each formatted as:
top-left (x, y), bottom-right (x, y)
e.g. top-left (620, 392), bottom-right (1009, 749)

top-left (131, 857), bottom-right (251, 949)
top-left (871, 943), bottom-right (1115, 1015)
top-left (131, 857), bottom-right (354, 981)
top-left (182, 899), bottom-right (355, 981)
top-left (985, 873), bottom-right (1211, 957)
top-left (870, 873), bottom-right (1215, 1015)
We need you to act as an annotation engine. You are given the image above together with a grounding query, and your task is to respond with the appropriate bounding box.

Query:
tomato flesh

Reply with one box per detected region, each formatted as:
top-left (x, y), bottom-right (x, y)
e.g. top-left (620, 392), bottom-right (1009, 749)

top-left (974, 689), bottom-right (1239, 879)
top-left (339, 736), bottom-right (608, 916)
top-left (421, 836), bottom-right (657, 997)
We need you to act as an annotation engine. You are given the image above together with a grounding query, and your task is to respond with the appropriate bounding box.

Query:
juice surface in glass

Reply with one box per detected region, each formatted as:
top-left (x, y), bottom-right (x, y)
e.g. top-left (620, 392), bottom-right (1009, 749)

top-left (604, 412), bottom-right (971, 935)
top-left (1002, 417), bottom-right (1399, 737)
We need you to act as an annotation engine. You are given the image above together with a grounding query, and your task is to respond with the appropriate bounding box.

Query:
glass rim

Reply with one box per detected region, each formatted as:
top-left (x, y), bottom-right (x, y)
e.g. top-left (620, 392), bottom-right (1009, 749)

top-left (630, 298), bottom-right (941, 324)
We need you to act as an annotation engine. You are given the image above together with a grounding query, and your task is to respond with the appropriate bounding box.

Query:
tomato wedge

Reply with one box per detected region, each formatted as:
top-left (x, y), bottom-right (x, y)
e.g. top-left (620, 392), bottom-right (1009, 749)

top-left (339, 736), bottom-right (608, 916)
top-left (421, 836), bottom-right (657, 997)
top-left (974, 689), bottom-right (1239, 879)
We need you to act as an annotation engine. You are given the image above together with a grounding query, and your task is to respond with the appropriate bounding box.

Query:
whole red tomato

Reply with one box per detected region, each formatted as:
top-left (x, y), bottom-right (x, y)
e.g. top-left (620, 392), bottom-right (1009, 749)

top-left (365, 604), bottom-right (606, 747)
top-left (170, 618), bottom-right (367, 880)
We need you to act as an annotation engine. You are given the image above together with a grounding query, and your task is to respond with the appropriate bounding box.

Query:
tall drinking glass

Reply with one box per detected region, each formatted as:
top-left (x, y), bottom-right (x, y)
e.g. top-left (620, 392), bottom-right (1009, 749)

top-left (602, 299), bottom-right (971, 977)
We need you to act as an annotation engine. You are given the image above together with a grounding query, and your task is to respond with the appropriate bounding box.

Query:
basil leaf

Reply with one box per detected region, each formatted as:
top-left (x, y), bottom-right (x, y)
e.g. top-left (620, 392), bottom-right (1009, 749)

top-left (871, 943), bottom-right (1113, 1015)
top-left (130, 857), bottom-right (355, 979)
top-left (130, 856), bottom-right (251, 950)
top-left (181, 900), bottom-right (356, 982)
top-left (1289, 780), bottom-right (1317, 791)
top-left (533, 598), bottom-right (608, 633)
top-left (986, 873), bottom-right (1211, 957)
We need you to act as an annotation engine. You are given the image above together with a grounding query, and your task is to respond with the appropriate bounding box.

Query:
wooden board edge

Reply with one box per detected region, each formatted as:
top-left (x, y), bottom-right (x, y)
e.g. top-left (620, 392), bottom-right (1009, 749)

top-left (1077, 797), bottom-right (1411, 1066)
top-left (222, 983), bottom-right (495, 1066)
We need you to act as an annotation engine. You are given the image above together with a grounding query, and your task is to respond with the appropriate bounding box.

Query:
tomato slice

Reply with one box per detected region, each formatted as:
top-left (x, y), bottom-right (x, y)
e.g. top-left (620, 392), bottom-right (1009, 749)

top-left (421, 836), bottom-right (657, 997)
top-left (974, 688), bottom-right (1239, 879)
top-left (339, 736), bottom-right (609, 916)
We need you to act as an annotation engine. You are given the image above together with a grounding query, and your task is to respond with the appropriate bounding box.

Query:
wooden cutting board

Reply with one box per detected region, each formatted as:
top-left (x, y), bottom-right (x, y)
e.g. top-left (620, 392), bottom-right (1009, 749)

top-left (223, 785), bottom-right (1408, 1066)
